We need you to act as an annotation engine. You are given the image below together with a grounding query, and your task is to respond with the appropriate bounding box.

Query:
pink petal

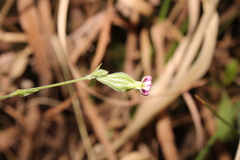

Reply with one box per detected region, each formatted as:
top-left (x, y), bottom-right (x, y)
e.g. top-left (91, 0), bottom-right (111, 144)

top-left (140, 88), bottom-right (150, 96)
top-left (140, 76), bottom-right (152, 96)
top-left (142, 76), bottom-right (152, 82)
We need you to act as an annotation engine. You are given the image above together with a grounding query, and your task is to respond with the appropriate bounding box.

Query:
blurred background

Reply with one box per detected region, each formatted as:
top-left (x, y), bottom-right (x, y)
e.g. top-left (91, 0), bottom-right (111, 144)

top-left (0, 0), bottom-right (240, 159)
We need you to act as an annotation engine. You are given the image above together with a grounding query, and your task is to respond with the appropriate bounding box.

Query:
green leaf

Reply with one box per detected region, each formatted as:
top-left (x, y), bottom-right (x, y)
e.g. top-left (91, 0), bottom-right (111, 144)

top-left (15, 88), bottom-right (40, 97)
top-left (223, 59), bottom-right (238, 86)
top-left (216, 92), bottom-right (235, 142)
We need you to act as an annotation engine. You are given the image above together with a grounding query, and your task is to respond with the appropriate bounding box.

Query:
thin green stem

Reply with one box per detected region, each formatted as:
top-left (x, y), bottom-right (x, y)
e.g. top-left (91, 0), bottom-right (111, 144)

top-left (0, 64), bottom-right (108, 100)
top-left (195, 95), bottom-right (240, 135)
top-left (0, 92), bottom-right (16, 100)
top-left (0, 76), bottom-right (90, 100)
top-left (195, 132), bottom-right (219, 160)
top-left (33, 75), bottom-right (91, 90)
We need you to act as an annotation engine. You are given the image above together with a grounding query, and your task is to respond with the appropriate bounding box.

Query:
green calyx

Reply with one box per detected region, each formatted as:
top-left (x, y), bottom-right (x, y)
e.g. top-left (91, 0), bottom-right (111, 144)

top-left (96, 72), bottom-right (142, 92)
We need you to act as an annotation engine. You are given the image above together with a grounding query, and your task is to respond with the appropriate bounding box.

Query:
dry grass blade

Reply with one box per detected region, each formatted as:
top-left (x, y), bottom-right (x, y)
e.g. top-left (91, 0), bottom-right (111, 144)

top-left (0, 31), bottom-right (27, 43)
top-left (3, 105), bottom-right (24, 125)
top-left (118, 0), bottom-right (153, 17)
top-left (140, 28), bottom-right (151, 76)
top-left (9, 46), bottom-right (32, 80)
top-left (90, 7), bottom-right (113, 72)
top-left (156, 111), bottom-right (180, 160)
top-left (168, 0), bottom-right (187, 22)
top-left (57, 0), bottom-right (69, 55)
top-left (120, 151), bottom-right (149, 160)
top-left (187, 0), bottom-right (200, 34)
top-left (183, 92), bottom-right (204, 150)
top-left (219, 3), bottom-right (239, 24)
top-left (0, 127), bottom-right (18, 152)
top-left (124, 30), bottom-right (138, 75)
top-left (38, 0), bottom-right (54, 35)
top-left (0, 0), bottom-right (14, 29)
top-left (17, 0), bottom-right (52, 86)
top-left (90, 0), bottom-right (114, 72)
top-left (150, 21), bottom-right (182, 75)
top-left (69, 12), bottom-right (105, 64)
top-left (43, 95), bottom-right (75, 119)
top-left (19, 102), bottom-right (41, 160)
top-left (150, 22), bottom-right (167, 75)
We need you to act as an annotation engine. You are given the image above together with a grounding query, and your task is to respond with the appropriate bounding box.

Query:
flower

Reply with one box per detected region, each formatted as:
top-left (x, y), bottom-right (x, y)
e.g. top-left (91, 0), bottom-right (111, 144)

top-left (140, 76), bottom-right (152, 96)
top-left (96, 73), bottom-right (152, 96)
